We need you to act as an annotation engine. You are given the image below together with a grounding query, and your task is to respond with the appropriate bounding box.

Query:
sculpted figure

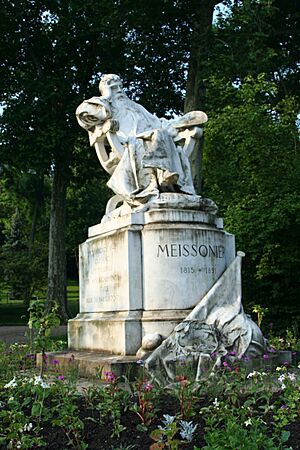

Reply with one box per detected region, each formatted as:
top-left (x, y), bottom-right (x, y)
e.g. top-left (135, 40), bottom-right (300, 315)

top-left (76, 74), bottom-right (210, 215)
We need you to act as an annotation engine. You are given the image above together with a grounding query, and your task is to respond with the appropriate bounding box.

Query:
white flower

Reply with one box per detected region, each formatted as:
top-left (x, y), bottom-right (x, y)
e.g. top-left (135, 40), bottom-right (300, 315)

top-left (4, 377), bottom-right (17, 388)
top-left (33, 375), bottom-right (49, 389)
top-left (212, 397), bottom-right (220, 408)
top-left (247, 371), bottom-right (259, 378)
top-left (244, 418), bottom-right (252, 427)
top-left (281, 383), bottom-right (286, 390)
top-left (288, 372), bottom-right (296, 382)
top-left (247, 370), bottom-right (267, 379)
top-left (23, 423), bottom-right (33, 432)
top-left (278, 374), bottom-right (286, 383)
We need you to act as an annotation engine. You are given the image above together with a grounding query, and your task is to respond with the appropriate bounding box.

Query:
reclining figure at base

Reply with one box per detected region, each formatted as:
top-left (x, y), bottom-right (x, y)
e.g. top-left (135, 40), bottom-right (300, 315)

top-left (76, 74), bottom-right (213, 215)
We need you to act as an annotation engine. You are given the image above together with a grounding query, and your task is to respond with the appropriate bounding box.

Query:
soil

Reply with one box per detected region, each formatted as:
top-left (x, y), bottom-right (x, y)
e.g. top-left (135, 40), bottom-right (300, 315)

top-left (3, 394), bottom-right (299, 450)
top-left (39, 395), bottom-right (207, 449)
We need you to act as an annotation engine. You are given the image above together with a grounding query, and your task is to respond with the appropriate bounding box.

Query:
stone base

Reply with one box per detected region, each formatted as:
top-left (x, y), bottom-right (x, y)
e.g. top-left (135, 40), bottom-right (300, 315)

top-left (37, 350), bottom-right (293, 380)
top-left (68, 311), bottom-right (142, 355)
top-left (69, 208), bottom-right (235, 355)
top-left (68, 309), bottom-right (191, 355)
top-left (37, 351), bottom-right (139, 379)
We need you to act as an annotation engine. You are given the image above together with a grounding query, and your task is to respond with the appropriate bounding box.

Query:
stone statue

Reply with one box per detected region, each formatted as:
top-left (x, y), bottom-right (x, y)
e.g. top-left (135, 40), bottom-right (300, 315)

top-left (76, 74), bottom-right (216, 217)
top-left (72, 75), bottom-right (268, 381)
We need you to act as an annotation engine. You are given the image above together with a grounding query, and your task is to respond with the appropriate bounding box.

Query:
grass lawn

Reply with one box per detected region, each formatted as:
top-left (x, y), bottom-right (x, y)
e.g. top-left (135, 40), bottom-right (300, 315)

top-left (0, 280), bottom-right (79, 326)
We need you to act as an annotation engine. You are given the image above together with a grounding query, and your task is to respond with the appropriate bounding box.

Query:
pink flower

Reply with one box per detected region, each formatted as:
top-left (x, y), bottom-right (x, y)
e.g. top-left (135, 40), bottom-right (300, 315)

top-left (57, 375), bottom-right (65, 381)
top-left (104, 371), bottom-right (117, 383)
top-left (142, 382), bottom-right (153, 392)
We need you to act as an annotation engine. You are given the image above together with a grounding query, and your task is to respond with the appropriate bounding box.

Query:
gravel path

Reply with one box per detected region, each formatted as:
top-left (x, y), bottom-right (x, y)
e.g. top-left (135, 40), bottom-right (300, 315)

top-left (0, 325), bottom-right (67, 345)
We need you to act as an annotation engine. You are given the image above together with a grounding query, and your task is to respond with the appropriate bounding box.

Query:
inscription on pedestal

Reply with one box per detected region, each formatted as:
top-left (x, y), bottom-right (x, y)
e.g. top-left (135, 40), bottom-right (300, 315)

top-left (143, 226), bottom-right (234, 310)
top-left (79, 230), bottom-right (142, 312)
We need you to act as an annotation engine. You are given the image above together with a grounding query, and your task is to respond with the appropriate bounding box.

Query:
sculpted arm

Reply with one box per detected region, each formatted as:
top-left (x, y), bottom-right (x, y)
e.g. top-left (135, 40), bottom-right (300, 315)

top-left (76, 97), bottom-right (111, 131)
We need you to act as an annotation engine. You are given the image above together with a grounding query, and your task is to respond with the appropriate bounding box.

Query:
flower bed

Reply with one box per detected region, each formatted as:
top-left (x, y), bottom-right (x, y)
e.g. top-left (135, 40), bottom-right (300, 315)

top-left (0, 343), bottom-right (300, 449)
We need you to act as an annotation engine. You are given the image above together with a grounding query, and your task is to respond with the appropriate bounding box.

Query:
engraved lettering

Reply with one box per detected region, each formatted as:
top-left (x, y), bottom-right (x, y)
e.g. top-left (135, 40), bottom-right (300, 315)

top-left (170, 243), bottom-right (177, 257)
top-left (191, 244), bottom-right (197, 257)
top-left (182, 244), bottom-right (190, 257)
top-left (156, 243), bottom-right (225, 258)
top-left (208, 245), bottom-right (216, 257)
top-left (218, 245), bottom-right (225, 258)
top-left (157, 244), bottom-right (169, 257)
top-left (199, 245), bottom-right (208, 257)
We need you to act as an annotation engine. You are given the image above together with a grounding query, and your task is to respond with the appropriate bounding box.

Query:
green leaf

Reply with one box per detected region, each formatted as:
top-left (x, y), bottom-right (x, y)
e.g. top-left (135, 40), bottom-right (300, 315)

top-left (281, 430), bottom-right (290, 443)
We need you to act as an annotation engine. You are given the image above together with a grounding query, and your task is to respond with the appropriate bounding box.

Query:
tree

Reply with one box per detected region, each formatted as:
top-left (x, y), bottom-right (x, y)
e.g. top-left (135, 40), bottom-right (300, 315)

top-left (0, 174), bottom-right (48, 303)
top-left (0, 0), bottom-right (128, 319)
top-left (183, 0), bottom-right (222, 192)
top-left (1, 0), bottom-right (223, 318)
top-left (200, 0), bottom-right (300, 331)
top-left (203, 75), bottom-right (300, 332)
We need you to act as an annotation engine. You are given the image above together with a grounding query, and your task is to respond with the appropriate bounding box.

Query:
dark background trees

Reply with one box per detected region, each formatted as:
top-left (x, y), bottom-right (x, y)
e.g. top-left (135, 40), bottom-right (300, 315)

top-left (0, 0), bottom-right (299, 332)
top-left (202, 0), bottom-right (300, 332)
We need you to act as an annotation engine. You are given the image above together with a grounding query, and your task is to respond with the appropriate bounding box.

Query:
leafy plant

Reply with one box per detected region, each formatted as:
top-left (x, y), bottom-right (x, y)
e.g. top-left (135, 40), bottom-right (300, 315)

top-left (95, 371), bottom-right (129, 438)
top-left (173, 375), bottom-right (197, 419)
top-left (27, 298), bottom-right (61, 374)
top-left (150, 414), bottom-right (197, 450)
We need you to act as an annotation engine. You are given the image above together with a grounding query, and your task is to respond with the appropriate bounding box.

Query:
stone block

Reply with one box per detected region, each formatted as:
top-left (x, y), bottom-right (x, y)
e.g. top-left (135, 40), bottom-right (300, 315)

top-left (37, 351), bottom-right (139, 379)
top-left (79, 226), bottom-right (143, 313)
top-left (69, 209), bottom-right (236, 355)
top-left (68, 311), bottom-right (142, 355)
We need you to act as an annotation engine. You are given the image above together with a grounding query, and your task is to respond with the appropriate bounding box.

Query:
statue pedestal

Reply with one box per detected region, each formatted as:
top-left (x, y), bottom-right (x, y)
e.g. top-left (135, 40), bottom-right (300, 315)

top-left (68, 209), bottom-right (235, 355)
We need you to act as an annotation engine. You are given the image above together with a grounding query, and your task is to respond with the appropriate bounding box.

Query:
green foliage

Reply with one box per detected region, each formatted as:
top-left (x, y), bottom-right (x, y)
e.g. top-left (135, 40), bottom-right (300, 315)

top-left (212, 0), bottom-right (300, 103)
top-left (203, 75), bottom-right (300, 331)
top-left (150, 415), bottom-right (198, 450)
top-left (0, 0), bottom-right (299, 327)
top-left (0, 340), bottom-right (300, 449)
top-left (27, 299), bottom-right (61, 361)
top-left (150, 415), bottom-right (181, 450)
top-left (251, 304), bottom-right (268, 329)
top-left (172, 375), bottom-right (197, 419)
top-left (269, 328), bottom-right (300, 351)
top-left (0, 178), bottom-right (48, 303)
top-left (200, 1), bottom-right (300, 331)
top-left (95, 372), bottom-right (130, 438)
top-left (51, 385), bottom-right (88, 449)
top-left (130, 378), bottom-right (158, 429)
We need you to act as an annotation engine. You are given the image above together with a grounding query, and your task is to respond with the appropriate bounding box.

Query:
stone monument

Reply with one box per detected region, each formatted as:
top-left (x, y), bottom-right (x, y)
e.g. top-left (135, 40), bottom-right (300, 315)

top-left (68, 74), bottom-right (266, 381)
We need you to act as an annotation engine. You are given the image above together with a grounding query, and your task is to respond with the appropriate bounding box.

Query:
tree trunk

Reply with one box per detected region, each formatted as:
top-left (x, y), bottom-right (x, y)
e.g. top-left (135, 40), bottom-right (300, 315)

top-left (184, 0), bottom-right (221, 193)
top-left (29, 174), bottom-right (44, 249)
top-left (46, 158), bottom-right (69, 321)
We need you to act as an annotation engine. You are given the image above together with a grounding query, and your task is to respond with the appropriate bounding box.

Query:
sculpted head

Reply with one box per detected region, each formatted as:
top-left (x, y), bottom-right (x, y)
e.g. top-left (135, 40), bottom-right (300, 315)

top-left (99, 74), bottom-right (123, 98)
